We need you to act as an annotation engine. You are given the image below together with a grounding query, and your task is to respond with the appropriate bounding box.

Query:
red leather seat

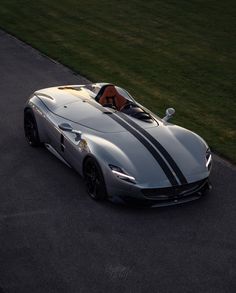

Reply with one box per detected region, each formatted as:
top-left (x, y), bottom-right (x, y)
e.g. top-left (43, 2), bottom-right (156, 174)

top-left (98, 85), bottom-right (127, 110)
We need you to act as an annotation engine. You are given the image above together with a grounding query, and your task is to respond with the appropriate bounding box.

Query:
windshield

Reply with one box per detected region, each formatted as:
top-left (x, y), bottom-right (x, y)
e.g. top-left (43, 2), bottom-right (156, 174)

top-left (84, 83), bottom-right (136, 103)
top-left (115, 87), bottom-right (135, 103)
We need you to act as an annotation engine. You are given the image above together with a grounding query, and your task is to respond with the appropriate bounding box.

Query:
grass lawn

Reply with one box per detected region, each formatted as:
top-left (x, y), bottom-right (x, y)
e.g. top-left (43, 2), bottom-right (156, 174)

top-left (0, 0), bottom-right (235, 162)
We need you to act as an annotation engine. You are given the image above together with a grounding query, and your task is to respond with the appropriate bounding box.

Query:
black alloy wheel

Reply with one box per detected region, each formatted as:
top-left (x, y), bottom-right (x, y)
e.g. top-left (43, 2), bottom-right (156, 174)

top-left (24, 109), bottom-right (41, 147)
top-left (84, 158), bottom-right (107, 200)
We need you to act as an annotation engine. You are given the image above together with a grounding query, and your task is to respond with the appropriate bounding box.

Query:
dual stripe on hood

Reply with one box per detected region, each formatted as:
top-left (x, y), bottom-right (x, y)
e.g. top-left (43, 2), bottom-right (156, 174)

top-left (84, 99), bottom-right (187, 186)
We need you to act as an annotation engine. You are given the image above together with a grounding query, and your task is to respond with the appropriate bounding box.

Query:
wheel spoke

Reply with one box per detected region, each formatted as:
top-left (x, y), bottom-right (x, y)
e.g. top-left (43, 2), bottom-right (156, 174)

top-left (85, 161), bottom-right (102, 198)
top-left (25, 116), bottom-right (35, 143)
top-left (84, 158), bottom-right (106, 201)
top-left (24, 111), bottom-right (40, 147)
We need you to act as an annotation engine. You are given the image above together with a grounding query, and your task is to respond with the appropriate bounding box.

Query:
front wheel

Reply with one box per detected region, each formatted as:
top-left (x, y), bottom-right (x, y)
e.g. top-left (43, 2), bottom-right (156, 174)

top-left (83, 157), bottom-right (107, 201)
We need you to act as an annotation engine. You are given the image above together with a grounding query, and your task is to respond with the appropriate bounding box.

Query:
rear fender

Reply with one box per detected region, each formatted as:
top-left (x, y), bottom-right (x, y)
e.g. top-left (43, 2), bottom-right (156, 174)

top-left (25, 95), bottom-right (50, 143)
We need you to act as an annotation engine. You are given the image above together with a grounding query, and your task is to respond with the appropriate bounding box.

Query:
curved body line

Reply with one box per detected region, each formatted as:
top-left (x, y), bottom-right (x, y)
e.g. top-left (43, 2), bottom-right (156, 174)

top-left (116, 112), bottom-right (188, 185)
top-left (35, 93), bottom-right (112, 132)
top-left (24, 83), bottom-right (212, 207)
top-left (80, 97), bottom-right (179, 186)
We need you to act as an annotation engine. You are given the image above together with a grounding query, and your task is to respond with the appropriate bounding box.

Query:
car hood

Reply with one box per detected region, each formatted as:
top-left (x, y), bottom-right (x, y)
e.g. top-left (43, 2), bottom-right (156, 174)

top-left (74, 120), bottom-right (209, 188)
top-left (147, 123), bottom-right (209, 183)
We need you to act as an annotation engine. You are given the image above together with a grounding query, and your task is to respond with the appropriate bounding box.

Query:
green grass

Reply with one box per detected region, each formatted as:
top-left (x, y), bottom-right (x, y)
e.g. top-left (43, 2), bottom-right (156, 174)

top-left (0, 0), bottom-right (235, 161)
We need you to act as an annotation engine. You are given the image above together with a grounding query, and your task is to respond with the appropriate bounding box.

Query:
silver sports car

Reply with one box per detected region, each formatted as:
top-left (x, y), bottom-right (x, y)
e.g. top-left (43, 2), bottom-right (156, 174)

top-left (24, 83), bottom-right (212, 206)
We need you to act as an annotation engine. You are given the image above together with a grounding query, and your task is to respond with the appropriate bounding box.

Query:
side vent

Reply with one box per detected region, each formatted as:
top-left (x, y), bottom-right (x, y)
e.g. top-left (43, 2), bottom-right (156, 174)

top-left (60, 135), bottom-right (65, 152)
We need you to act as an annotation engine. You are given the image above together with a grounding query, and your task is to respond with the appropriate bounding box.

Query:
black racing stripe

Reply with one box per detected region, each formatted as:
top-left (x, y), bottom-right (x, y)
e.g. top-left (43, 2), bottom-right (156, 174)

top-left (109, 115), bottom-right (179, 186)
top-left (86, 100), bottom-right (179, 186)
top-left (116, 112), bottom-right (188, 185)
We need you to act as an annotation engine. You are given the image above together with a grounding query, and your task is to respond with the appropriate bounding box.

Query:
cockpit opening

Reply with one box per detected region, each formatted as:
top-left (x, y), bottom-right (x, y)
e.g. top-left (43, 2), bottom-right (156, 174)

top-left (95, 84), bottom-right (154, 123)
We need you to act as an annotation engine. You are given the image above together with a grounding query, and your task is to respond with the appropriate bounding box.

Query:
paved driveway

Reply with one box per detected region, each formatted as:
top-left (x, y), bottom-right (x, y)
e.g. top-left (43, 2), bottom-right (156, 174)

top-left (0, 31), bottom-right (235, 293)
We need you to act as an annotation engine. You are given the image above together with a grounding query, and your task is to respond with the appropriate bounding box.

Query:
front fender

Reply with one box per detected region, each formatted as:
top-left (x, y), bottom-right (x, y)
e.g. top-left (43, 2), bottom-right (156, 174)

top-left (84, 134), bottom-right (136, 178)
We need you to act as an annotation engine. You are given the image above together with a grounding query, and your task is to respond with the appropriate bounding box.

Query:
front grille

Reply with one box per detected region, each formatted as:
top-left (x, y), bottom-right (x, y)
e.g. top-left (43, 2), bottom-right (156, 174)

top-left (142, 179), bottom-right (208, 200)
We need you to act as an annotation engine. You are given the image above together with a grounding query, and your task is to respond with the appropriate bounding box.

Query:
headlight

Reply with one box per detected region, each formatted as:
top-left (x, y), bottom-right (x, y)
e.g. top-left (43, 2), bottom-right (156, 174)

top-left (206, 148), bottom-right (212, 169)
top-left (109, 164), bottom-right (136, 183)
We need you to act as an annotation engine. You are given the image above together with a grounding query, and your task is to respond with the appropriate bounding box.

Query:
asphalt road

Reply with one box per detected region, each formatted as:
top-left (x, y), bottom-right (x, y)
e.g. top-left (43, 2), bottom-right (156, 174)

top-left (0, 30), bottom-right (236, 293)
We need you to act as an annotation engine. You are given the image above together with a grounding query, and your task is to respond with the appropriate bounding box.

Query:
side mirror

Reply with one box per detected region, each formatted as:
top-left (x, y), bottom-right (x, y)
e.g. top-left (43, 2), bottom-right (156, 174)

top-left (163, 108), bottom-right (175, 122)
top-left (58, 123), bottom-right (82, 139)
top-left (59, 123), bottom-right (73, 132)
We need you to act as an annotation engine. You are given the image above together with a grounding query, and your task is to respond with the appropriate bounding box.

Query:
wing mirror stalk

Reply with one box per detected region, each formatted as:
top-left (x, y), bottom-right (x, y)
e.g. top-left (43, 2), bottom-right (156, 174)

top-left (163, 108), bottom-right (175, 122)
top-left (59, 123), bottom-right (82, 139)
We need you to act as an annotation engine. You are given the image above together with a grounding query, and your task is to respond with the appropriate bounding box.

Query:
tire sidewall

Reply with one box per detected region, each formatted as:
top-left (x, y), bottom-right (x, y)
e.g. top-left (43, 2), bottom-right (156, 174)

top-left (84, 157), bottom-right (107, 201)
top-left (24, 109), bottom-right (41, 147)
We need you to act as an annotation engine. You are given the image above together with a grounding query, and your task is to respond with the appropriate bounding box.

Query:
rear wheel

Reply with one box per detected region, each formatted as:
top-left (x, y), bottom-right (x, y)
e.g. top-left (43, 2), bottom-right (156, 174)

top-left (84, 157), bottom-right (107, 201)
top-left (24, 109), bottom-right (41, 147)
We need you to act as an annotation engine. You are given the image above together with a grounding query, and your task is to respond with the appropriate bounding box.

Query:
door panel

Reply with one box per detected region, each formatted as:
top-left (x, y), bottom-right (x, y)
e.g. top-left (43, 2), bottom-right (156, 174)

top-left (61, 132), bottom-right (83, 173)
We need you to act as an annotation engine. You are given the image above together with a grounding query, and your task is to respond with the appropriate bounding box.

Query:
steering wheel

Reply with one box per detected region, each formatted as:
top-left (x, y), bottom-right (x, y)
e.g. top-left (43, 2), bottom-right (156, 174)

top-left (120, 102), bottom-right (136, 112)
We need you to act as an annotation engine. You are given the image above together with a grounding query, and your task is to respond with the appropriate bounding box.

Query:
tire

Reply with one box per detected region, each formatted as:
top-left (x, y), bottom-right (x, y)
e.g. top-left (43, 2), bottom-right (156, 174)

top-left (83, 157), bottom-right (107, 201)
top-left (24, 109), bottom-right (41, 147)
